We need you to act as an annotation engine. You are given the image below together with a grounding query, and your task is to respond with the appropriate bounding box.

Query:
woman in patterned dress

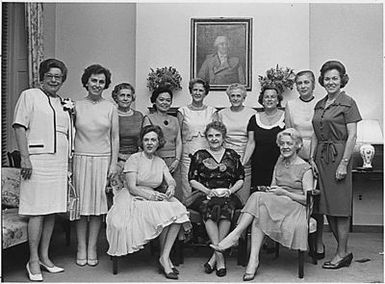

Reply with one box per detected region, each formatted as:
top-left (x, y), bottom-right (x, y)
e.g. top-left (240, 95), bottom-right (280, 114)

top-left (311, 60), bottom-right (361, 269)
top-left (177, 78), bottom-right (217, 205)
top-left (211, 128), bottom-right (313, 281)
top-left (73, 64), bottom-right (119, 267)
top-left (188, 121), bottom-right (244, 277)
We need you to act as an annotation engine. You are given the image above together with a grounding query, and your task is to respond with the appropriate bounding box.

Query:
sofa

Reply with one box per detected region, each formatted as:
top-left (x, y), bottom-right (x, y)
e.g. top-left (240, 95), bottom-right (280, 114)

top-left (2, 167), bottom-right (28, 249)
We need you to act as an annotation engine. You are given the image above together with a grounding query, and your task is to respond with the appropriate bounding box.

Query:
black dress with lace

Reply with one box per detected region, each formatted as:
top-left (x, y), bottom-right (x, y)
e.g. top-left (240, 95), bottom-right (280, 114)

top-left (188, 148), bottom-right (244, 222)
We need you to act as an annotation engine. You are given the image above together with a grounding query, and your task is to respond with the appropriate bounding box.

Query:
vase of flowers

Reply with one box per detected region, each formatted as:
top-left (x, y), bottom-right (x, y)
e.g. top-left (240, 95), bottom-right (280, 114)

top-left (147, 66), bottom-right (183, 92)
top-left (258, 65), bottom-right (296, 94)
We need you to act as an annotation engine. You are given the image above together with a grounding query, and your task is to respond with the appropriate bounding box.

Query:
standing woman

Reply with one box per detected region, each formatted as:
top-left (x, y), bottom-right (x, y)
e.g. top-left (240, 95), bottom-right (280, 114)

top-left (218, 83), bottom-right (256, 204)
top-left (285, 70), bottom-right (325, 258)
top-left (311, 60), bottom-right (361, 269)
top-left (111, 83), bottom-right (143, 171)
top-left (143, 87), bottom-right (182, 200)
top-left (242, 85), bottom-right (285, 190)
top-left (177, 78), bottom-right (217, 205)
top-left (73, 64), bottom-right (119, 267)
top-left (13, 58), bottom-right (70, 281)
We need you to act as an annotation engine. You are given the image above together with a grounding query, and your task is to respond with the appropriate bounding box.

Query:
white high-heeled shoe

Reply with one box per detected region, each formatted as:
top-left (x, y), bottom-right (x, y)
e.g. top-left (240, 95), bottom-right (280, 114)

top-left (39, 261), bottom-right (64, 273)
top-left (26, 262), bottom-right (43, 282)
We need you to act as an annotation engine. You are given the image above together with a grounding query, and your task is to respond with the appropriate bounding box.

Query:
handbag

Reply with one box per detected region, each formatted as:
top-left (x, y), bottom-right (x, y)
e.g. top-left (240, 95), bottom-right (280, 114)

top-left (67, 172), bottom-right (80, 221)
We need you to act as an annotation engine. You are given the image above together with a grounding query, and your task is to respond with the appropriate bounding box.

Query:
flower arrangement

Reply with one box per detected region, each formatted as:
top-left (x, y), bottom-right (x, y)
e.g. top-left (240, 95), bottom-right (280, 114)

top-left (258, 65), bottom-right (296, 94)
top-left (147, 66), bottom-right (183, 92)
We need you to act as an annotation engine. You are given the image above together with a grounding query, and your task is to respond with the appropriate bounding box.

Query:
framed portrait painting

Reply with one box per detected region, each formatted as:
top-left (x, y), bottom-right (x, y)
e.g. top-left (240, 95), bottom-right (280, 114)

top-left (191, 17), bottom-right (252, 91)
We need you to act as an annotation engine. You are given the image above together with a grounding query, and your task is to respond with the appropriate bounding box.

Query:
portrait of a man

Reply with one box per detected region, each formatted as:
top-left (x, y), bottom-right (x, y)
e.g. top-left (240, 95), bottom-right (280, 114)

top-left (191, 18), bottom-right (252, 90)
top-left (197, 35), bottom-right (245, 85)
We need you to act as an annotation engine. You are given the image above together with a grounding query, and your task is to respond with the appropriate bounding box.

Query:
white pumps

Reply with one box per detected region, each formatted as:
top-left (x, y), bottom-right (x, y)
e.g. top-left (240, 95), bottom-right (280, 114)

top-left (26, 262), bottom-right (43, 282)
top-left (39, 261), bottom-right (64, 273)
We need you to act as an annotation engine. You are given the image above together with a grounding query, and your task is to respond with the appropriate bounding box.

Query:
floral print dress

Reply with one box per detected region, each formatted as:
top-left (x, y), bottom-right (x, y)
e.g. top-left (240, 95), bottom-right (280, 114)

top-left (188, 148), bottom-right (244, 222)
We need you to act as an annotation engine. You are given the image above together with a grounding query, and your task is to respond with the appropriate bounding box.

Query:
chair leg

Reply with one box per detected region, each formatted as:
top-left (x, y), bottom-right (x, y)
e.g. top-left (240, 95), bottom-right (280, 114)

top-left (308, 232), bottom-right (318, 265)
top-left (298, 250), bottom-right (305, 278)
top-left (173, 239), bottom-right (184, 265)
top-left (237, 233), bottom-right (247, 267)
top-left (112, 256), bottom-right (118, 275)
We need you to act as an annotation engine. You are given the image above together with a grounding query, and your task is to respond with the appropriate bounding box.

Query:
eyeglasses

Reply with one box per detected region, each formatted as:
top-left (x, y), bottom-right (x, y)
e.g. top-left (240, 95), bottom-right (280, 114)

top-left (44, 73), bottom-right (63, 81)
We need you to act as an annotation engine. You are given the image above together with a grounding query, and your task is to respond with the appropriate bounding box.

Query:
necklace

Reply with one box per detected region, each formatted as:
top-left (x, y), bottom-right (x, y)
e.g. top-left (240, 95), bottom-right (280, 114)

top-left (118, 109), bottom-right (133, 116)
top-left (86, 95), bottom-right (103, 104)
top-left (283, 157), bottom-right (297, 168)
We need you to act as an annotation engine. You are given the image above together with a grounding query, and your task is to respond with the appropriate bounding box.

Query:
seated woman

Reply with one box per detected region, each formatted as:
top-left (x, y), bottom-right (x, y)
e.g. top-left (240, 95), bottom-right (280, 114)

top-left (106, 125), bottom-right (191, 280)
top-left (210, 128), bottom-right (313, 281)
top-left (188, 121), bottom-right (244, 277)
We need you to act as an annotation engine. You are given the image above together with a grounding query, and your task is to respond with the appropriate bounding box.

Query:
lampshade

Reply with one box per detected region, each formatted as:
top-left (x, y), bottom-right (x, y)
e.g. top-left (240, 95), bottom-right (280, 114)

top-left (356, 119), bottom-right (383, 144)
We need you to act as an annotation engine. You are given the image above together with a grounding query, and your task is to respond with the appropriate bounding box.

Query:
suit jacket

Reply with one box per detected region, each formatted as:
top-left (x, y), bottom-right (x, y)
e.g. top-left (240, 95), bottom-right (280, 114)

top-left (197, 53), bottom-right (245, 85)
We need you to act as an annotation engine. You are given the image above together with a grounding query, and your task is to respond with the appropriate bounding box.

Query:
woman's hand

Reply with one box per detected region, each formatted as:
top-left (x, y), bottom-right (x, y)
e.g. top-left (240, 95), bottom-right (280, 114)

top-left (206, 189), bottom-right (216, 199)
top-left (336, 163), bottom-right (347, 181)
top-left (20, 156), bottom-right (33, 180)
top-left (165, 186), bottom-right (175, 199)
top-left (168, 159), bottom-right (179, 173)
top-left (269, 186), bottom-right (288, 197)
top-left (108, 164), bottom-right (118, 179)
top-left (151, 191), bottom-right (168, 201)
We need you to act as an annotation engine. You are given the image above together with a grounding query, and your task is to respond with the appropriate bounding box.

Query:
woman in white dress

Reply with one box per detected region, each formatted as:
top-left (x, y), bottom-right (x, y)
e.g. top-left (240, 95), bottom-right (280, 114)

top-left (177, 78), bottom-right (217, 205)
top-left (73, 64), bottom-right (119, 267)
top-left (106, 125), bottom-right (191, 280)
top-left (218, 83), bottom-right (256, 204)
top-left (13, 59), bottom-right (71, 281)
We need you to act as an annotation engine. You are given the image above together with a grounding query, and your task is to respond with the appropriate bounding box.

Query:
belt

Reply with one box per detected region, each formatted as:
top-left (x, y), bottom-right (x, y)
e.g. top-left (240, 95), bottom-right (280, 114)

top-left (319, 140), bottom-right (344, 164)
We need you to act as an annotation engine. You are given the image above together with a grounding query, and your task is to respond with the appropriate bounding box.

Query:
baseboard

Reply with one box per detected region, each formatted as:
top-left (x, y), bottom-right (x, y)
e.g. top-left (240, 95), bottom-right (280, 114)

top-left (324, 225), bottom-right (383, 233)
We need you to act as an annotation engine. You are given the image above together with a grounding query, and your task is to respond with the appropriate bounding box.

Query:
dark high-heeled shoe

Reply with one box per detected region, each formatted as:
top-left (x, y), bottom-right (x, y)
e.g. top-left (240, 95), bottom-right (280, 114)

top-left (322, 253), bottom-right (353, 269)
top-left (158, 261), bottom-right (178, 280)
top-left (243, 265), bottom-right (259, 281)
top-left (203, 261), bottom-right (216, 274)
top-left (309, 244), bottom-right (325, 260)
top-left (216, 267), bottom-right (227, 277)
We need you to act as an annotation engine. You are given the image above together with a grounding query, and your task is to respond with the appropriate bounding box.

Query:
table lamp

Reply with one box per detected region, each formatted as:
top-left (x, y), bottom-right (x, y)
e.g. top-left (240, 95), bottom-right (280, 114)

top-left (355, 119), bottom-right (383, 169)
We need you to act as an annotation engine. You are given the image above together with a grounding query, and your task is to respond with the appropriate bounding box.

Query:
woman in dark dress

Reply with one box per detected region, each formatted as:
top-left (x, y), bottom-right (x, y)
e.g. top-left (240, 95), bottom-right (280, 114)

top-left (188, 121), bottom-right (244, 277)
top-left (243, 85), bottom-right (285, 190)
top-left (310, 60), bottom-right (361, 269)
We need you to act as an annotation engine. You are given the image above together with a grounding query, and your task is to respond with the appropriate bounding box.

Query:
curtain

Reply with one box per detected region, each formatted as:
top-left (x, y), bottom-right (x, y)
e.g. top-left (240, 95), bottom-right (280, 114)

top-left (25, 3), bottom-right (44, 88)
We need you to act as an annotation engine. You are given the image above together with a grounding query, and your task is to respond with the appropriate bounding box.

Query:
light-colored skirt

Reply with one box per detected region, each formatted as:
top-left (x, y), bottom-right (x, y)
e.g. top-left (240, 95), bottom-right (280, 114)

top-left (73, 154), bottom-right (110, 216)
top-left (106, 189), bottom-right (191, 256)
top-left (19, 132), bottom-right (68, 215)
top-left (242, 191), bottom-right (308, 251)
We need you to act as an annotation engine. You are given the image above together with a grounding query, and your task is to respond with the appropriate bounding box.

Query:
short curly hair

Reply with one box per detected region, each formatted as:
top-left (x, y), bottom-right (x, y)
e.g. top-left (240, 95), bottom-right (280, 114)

top-left (226, 83), bottom-right (247, 98)
top-left (111, 83), bottom-right (135, 104)
top-left (276, 128), bottom-right (303, 153)
top-left (258, 85), bottom-right (283, 107)
top-left (39, 58), bottom-right (68, 82)
top-left (150, 87), bottom-right (173, 110)
top-left (295, 70), bottom-right (315, 85)
top-left (81, 64), bottom-right (112, 90)
top-left (204, 120), bottom-right (227, 139)
top-left (140, 125), bottom-right (166, 150)
top-left (188, 78), bottom-right (210, 96)
top-left (318, 60), bottom-right (349, 88)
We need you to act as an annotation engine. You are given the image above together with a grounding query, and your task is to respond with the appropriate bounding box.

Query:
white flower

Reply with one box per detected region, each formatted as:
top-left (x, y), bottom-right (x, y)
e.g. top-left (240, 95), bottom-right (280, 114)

top-left (62, 98), bottom-right (75, 113)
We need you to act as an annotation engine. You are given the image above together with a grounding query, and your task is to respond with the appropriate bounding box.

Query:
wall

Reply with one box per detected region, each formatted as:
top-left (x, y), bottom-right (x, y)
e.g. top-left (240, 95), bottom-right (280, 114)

top-left (44, 3), bottom-right (137, 102)
top-left (310, 4), bottom-right (383, 128)
top-left (135, 3), bottom-right (310, 113)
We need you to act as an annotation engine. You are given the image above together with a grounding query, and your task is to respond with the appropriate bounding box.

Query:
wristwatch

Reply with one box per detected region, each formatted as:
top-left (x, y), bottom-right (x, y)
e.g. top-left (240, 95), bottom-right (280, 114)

top-left (341, 158), bottom-right (349, 163)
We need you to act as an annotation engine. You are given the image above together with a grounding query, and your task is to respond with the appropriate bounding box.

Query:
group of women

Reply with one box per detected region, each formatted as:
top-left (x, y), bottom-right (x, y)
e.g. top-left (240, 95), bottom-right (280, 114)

top-left (13, 58), bottom-right (361, 281)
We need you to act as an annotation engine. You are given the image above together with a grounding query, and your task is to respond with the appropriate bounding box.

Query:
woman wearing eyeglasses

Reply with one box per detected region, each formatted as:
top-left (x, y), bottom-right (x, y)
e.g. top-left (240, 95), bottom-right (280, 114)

top-left (13, 58), bottom-right (72, 281)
